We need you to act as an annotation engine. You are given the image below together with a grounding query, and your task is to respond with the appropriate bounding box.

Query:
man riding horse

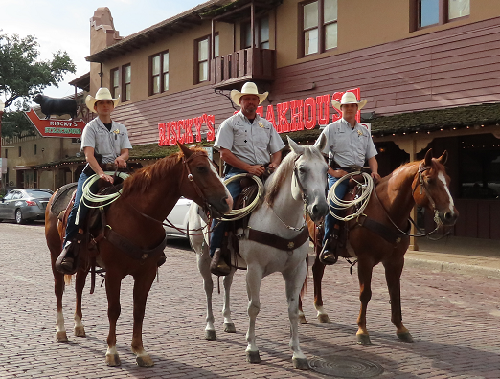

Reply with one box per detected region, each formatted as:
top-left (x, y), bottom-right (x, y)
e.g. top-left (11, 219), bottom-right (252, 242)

top-left (315, 92), bottom-right (381, 265)
top-left (209, 82), bottom-right (285, 276)
top-left (55, 88), bottom-right (133, 274)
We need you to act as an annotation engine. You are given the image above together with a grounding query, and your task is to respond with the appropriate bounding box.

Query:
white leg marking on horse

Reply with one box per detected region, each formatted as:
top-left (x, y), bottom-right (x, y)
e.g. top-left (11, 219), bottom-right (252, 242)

top-left (438, 172), bottom-right (455, 212)
top-left (106, 346), bottom-right (118, 356)
top-left (56, 310), bottom-right (66, 333)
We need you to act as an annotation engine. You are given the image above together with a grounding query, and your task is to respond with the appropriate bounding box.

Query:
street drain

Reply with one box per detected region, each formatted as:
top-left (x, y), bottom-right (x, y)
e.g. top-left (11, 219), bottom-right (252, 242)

top-left (308, 355), bottom-right (384, 378)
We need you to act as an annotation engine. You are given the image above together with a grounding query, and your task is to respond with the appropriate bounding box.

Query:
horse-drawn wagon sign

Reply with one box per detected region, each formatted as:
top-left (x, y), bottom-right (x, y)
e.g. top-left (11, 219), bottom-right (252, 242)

top-left (24, 109), bottom-right (85, 138)
top-left (157, 87), bottom-right (362, 146)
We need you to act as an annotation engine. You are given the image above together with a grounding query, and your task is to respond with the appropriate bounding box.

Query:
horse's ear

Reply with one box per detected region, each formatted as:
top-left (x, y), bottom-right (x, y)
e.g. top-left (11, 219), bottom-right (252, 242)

top-left (177, 142), bottom-right (193, 158)
top-left (438, 150), bottom-right (448, 165)
top-left (287, 136), bottom-right (305, 155)
top-left (424, 148), bottom-right (433, 167)
top-left (317, 133), bottom-right (327, 152)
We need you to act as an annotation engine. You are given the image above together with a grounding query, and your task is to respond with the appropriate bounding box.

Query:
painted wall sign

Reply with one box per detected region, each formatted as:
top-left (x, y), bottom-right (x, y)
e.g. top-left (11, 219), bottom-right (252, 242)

top-left (157, 88), bottom-right (361, 146)
top-left (25, 109), bottom-right (85, 138)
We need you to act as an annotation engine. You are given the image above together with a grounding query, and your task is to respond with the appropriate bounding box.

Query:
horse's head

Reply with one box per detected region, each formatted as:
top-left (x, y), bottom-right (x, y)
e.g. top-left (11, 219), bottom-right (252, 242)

top-left (287, 136), bottom-right (329, 224)
top-left (178, 143), bottom-right (233, 217)
top-left (413, 149), bottom-right (459, 227)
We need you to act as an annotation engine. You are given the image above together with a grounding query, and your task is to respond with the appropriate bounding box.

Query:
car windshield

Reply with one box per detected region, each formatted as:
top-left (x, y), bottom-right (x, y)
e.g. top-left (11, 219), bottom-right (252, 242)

top-left (24, 189), bottom-right (53, 198)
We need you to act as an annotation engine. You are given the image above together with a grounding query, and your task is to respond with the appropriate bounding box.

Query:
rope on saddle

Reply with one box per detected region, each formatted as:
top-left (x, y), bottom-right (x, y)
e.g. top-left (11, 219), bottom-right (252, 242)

top-left (80, 171), bottom-right (130, 209)
top-left (217, 174), bottom-right (264, 221)
top-left (328, 172), bottom-right (374, 222)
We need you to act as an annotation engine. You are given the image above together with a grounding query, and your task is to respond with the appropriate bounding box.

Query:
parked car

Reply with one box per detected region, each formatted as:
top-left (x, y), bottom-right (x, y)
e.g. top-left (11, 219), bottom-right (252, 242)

top-left (163, 197), bottom-right (193, 239)
top-left (0, 189), bottom-right (53, 224)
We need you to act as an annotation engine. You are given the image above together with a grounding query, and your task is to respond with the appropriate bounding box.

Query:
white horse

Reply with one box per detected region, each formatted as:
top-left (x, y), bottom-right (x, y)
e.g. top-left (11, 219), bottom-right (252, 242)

top-left (188, 136), bottom-right (329, 369)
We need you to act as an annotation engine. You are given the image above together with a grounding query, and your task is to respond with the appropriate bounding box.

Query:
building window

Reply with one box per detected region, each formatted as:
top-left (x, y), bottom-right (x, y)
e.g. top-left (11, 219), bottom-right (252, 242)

top-left (242, 16), bottom-right (270, 49)
top-left (150, 51), bottom-right (169, 95)
top-left (110, 68), bottom-right (119, 99)
top-left (122, 64), bottom-right (131, 101)
top-left (5, 149), bottom-right (8, 158)
top-left (34, 144), bottom-right (37, 155)
top-left (214, 34), bottom-right (219, 57)
top-left (18, 146), bottom-right (21, 157)
top-left (416, 0), bottom-right (469, 29)
top-left (195, 36), bottom-right (210, 83)
top-left (300, 0), bottom-right (337, 57)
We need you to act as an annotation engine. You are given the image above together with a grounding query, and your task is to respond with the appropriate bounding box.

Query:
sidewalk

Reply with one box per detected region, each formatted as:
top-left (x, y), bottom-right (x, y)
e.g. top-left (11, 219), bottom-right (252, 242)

top-left (405, 235), bottom-right (500, 279)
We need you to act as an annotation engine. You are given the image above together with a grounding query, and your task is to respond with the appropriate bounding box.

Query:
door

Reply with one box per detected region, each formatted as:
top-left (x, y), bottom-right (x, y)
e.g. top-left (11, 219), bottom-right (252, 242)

top-left (0, 190), bottom-right (19, 219)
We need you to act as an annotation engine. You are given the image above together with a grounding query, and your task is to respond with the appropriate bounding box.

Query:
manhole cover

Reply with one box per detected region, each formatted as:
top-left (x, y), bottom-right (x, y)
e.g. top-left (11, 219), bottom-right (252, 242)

top-left (308, 355), bottom-right (384, 378)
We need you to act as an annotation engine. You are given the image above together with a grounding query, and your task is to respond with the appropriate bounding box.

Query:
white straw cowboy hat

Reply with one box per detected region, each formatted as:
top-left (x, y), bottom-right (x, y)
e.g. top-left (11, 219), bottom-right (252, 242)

top-left (85, 87), bottom-right (120, 111)
top-left (230, 82), bottom-right (268, 105)
top-left (331, 92), bottom-right (367, 110)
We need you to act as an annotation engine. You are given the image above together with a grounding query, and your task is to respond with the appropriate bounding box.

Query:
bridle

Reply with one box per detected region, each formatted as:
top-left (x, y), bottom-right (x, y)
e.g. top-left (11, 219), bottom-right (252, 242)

top-left (373, 162), bottom-right (446, 238)
top-left (266, 154), bottom-right (309, 232)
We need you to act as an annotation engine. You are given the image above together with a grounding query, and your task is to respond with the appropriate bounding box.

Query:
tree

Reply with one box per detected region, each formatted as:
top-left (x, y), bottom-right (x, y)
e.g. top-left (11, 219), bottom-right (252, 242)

top-left (0, 32), bottom-right (76, 109)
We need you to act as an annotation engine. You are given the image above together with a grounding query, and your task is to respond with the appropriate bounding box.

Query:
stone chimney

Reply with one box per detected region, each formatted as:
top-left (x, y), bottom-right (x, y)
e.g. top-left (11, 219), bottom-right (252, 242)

top-left (90, 7), bottom-right (123, 55)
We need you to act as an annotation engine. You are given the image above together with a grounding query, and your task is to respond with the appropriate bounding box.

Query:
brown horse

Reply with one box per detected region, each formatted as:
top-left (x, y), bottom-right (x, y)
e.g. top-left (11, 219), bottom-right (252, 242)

top-left (299, 149), bottom-right (458, 345)
top-left (45, 144), bottom-right (232, 367)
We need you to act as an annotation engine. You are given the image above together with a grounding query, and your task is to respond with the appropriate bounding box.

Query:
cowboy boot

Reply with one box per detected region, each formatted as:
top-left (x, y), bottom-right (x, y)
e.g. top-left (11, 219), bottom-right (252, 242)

top-left (210, 248), bottom-right (231, 276)
top-left (56, 238), bottom-right (80, 275)
top-left (319, 227), bottom-right (339, 265)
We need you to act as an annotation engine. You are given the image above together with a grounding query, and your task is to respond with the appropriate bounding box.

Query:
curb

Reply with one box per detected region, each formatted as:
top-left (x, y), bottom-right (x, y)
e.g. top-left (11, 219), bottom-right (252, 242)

top-left (404, 256), bottom-right (500, 279)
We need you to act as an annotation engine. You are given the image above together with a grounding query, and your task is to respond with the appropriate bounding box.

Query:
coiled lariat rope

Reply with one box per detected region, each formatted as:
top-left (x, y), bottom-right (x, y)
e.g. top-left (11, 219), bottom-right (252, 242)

top-left (81, 171), bottom-right (130, 209)
top-left (216, 173), bottom-right (264, 221)
top-left (328, 172), bottom-right (374, 221)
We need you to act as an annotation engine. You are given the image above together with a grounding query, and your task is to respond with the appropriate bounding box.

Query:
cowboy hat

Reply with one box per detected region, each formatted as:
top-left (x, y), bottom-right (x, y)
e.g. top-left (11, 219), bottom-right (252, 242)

top-left (85, 87), bottom-right (120, 111)
top-left (230, 82), bottom-right (268, 105)
top-left (331, 92), bottom-right (367, 110)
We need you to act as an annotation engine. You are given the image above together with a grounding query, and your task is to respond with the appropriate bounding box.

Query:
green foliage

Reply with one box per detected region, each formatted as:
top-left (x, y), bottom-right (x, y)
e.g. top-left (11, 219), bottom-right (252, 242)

top-left (0, 33), bottom-right (76, 108)
top-left (1, 100), bottom-right (34, 138)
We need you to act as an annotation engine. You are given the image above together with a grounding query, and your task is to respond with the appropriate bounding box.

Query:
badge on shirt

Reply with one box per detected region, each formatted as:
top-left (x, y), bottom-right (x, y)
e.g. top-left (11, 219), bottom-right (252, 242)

top-left (259, 122), bottom-right (264, 128)
top-left (113, 129), bottom-right (120, 135)
top-left (357, 129), bottom-right (363, 136)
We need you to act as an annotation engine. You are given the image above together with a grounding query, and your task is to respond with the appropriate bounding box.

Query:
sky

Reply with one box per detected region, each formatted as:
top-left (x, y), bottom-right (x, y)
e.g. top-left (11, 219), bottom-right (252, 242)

top-left (0, 0), bottom-right (203, 105)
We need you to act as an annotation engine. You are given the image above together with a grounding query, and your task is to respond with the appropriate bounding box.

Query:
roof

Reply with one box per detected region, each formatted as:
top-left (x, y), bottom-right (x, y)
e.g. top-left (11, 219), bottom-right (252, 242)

top-left (85, 0), bottom-right (282, 63)
top-left (68, 72), bottom-right (90, 92)
top-left (371, 102), bottom-right (500, 136)
top-left (86, 0), bottom-right (229, 63)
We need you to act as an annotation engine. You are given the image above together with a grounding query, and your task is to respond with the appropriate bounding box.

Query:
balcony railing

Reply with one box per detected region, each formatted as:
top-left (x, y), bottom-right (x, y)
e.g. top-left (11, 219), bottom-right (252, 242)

top-left (211, 48), bottom-right (276, 90)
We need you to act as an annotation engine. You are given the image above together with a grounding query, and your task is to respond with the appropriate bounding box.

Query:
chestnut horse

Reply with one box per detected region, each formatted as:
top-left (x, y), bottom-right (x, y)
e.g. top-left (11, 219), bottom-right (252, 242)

top-left (299, 149), bottom-right (458, 345)
top-left (45, 144), bottom-right (232, 367)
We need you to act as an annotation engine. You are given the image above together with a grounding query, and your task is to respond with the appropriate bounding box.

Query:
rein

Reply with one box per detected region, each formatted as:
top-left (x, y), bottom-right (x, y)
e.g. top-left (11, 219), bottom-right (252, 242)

top-left (265, 155), bottom-right (307, 232)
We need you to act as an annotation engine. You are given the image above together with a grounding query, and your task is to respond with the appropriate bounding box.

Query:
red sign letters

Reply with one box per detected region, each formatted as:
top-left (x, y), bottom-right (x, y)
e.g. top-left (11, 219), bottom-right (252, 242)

top-left (25, 109), bottom-right (85, 138)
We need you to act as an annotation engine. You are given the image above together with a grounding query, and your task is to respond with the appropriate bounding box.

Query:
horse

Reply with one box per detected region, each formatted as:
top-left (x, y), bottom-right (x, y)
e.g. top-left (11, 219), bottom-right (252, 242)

top-left (188, 136), bottom-right (329, 369)
top-left (299, 148), bottom-right (459, 345)
top-left (45, 144), bottom-right (232, 367)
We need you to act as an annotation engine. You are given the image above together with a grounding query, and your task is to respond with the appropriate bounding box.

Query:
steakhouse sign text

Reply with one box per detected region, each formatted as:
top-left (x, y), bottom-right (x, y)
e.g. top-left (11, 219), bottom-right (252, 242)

top-left (158, 88), bottom-right (360, 146)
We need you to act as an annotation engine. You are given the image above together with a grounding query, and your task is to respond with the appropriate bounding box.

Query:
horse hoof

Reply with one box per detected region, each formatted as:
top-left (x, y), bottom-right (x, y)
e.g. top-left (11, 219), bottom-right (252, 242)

top-left (74, 326), bottom-right (86, 337)
top-left (293, 357), bottom-right (309, 370)
top-left (205, 329), bottom-right (216, 341)
top-left (397, 331), bottom-right (414, 343)
top-left (224, 323), bottom-right (236, 333)
top-left (356, 333), bottom-right (372, 345)
top-left (56, 331), bottom-right (68, 342)
top-left (317, 314), bottom-right (330, 323)
top-left (299, 315), bottom-right (308, 324)
top-left (136, 355), bottom-right (154, 367)
top-left (246, 350), bottom-right (261, 364)
top-left (105, 353), bottom-right (121, 367)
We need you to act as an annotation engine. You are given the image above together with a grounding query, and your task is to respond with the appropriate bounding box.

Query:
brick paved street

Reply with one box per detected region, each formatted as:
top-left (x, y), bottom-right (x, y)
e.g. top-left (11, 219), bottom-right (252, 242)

top-left (0, 222), bottom-right (499, 378)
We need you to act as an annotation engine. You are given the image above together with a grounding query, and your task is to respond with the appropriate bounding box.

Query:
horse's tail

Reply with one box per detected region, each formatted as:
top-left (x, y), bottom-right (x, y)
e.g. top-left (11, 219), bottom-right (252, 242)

top-left (64, 274), bottom-right (73, 286)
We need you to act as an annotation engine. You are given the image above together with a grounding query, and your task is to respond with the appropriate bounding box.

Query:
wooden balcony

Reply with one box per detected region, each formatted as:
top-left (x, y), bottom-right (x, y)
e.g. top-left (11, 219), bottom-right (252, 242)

top-left (211, 48), bottom-right (276, 90)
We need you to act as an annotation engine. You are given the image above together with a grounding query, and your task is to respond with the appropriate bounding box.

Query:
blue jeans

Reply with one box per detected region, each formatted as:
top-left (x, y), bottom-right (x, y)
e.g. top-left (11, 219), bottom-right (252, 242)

top-left (209, 167), bottom-right (247, 257)
top-left (63, 171), bottom-right (92, 245)
top-left (323, 175), bottom-right (350, 247)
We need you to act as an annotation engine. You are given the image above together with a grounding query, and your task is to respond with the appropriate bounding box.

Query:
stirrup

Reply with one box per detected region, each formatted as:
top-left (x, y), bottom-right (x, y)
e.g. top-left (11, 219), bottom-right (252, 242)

top-left (319, 238), bottom-right (338, 265)
top-left (210, 249), bottom-right (231, 276)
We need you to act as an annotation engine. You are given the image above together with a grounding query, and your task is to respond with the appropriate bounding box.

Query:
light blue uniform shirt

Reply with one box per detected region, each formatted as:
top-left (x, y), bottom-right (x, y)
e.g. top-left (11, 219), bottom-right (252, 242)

top-left (80, 117), bottom-right (132, 164)
top-left (316, 118), bottom-right (377, 168)
top-left (215, 111), bottom-right (284, 166)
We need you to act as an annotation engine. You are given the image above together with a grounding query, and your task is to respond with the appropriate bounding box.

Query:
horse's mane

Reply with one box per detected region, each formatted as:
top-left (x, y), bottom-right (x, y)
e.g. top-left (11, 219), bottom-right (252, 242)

top-left (264, 145), bottom-right (324, 207)
top-left (379, 156), bottom-right (444, 185)
top-left (121, 146), bottom-right (207, 196)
